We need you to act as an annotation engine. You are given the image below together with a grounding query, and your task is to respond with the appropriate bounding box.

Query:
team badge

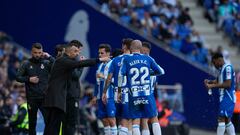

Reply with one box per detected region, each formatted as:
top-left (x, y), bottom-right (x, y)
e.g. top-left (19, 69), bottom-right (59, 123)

top-left (41, 64), bottom-right (44, 69)
top-left (105, 66), bottom-right (108, 71)
top-left (75, 102), bottom-right (78, 107)
top-left (30, 65), bottom-right (33, 69)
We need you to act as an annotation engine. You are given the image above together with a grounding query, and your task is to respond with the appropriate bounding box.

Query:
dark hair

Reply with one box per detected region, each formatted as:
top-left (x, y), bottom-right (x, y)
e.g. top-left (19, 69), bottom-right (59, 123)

top-left (212, 53), bottom-right (223, 61)
top-left (68, 40), bottom-right (83, 48)
top-left (55, 44), bottom-right (66, 52)
top-left (55, 44), bottom-right (66, 56)
top-left (32, 42), bottom-right (42, 49)
top-left (5, 96), bottom-right (12, 100)
top-left (84, 84), bottom-right (94, 90)
top-left (99, 44), bottom-right (111, 53)
top-left (122, 38), bottom-right (133, 50)
top-left (112, 48), bottom-right (123, 58)
top-left (142, 41), bottom-right (151, 50)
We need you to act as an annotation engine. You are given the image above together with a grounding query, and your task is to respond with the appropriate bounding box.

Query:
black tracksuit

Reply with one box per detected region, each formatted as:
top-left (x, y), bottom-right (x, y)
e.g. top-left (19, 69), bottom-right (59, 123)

top-left (44, 54), bottom-right (99, 135)
top-left (16, 57), bottom-right (53, 135)
top-left (62, 67), bottom-right (83, 135)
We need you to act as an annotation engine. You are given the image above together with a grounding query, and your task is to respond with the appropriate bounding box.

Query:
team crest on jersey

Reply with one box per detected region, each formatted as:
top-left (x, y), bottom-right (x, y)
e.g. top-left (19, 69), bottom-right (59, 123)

top-left (41, 64), bottom-right (44, 69)
top-left (105, 66), bottom-right (108, 71)
top-left (30, 65), bottom-right (33, 69)
top-left (75, 102), bottom-right (78, 107)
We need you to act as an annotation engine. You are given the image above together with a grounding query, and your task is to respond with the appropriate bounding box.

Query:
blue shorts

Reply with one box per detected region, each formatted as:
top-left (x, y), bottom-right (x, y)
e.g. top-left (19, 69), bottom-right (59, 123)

top-left (115, 102), bottom-right (130, 119)
top-left (128, 95), bottom-right (157, 119)
top-left (97, 99), bottom-right (116, 119)
top-left (218, 97), bottom-right (235, 118)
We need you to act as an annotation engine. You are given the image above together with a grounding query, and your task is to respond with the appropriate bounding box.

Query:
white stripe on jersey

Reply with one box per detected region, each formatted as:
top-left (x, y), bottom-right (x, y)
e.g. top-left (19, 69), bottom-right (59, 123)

top-left (226, 66), bottom-right (232, 80)
top-left (104, 60), bottom-right (112, 98)
top-left (218, 64), bottom-right (231, 83)
top-left (96, 63), bottom-right (104, 85)
top-left (118, 56), bottom-right (125, 87)
top-left (226, 90), bottom-right (233, 101)
top-left (96, 63), bottom-right (104, 99)
top-left (150, 76), bottom-right (156, 93)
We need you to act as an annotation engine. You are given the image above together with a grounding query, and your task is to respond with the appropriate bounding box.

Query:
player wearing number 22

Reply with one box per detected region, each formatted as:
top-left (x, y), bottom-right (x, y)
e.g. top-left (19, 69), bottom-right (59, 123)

top-left (119, 40), bottom-right (164, 135)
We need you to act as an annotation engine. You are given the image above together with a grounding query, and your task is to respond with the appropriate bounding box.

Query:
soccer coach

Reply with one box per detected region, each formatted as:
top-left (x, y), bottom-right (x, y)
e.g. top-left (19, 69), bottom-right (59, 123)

top-left (63, 40), bottom-right (84, 135)
top-left (43, 43), bottom-right (110, 135)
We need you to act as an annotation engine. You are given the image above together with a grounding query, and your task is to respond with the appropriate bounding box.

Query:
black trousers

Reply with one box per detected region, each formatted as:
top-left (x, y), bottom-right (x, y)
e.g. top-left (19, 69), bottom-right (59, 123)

top-left (232, 113), bottom-right (240, 133)
top-left (62, 98), bottom-right (79, 135)
top-left (12, 128), bottom-right (28, 135)
top-left (27, 98), bottom-right (46, 135)
top-left (44, 107), bottom-right (65, 135)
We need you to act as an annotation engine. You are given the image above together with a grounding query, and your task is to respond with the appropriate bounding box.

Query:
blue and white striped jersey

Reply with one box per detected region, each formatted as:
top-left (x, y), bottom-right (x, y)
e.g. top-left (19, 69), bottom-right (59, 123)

top-left (150, 75), bottom-right (157, 94)
top-left (108, 54), bottom-right (129, 102)
top-left (94, 60), bottom-right (114, 99)
top-left (108, 54), bottom-right (129, 87)
top-left (218, 63), bottom-right (236, 103)
top-left (119, 53), bottom-right (164, 97)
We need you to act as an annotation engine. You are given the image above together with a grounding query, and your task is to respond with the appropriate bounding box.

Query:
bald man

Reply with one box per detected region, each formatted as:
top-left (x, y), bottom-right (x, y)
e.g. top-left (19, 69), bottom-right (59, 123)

top-left (118, 40), bottom-right (165, 135)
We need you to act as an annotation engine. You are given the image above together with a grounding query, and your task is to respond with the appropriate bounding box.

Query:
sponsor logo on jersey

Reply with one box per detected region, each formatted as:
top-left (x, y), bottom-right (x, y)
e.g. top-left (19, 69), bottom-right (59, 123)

top-left (133, 98), bottom-right (149, 105)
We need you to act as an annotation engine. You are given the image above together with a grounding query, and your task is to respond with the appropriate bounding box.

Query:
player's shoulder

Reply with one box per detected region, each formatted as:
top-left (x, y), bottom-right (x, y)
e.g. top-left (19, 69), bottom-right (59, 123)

top-left (111, 55), bottom-right (122, 64)
top-left (22, 59), bottom-right (30, 65)
top-left (143, 54), bottom-right (155, 62)
top-left (122, 54), bottom-right (131, 57)
top-left (42, 59), bottom-right (51, 64)
top-left (113, 55), bottom-right (122, 60)
top-left (223, 63), bottom-right (233, 71)
top-left (121, 54), bottom-right (131, 61)
top-left (107, 59), bottom-right (113, 66)
top-left (22, 59), bottom-right (35, 67)
top-left (112, 54), bottom-right (123, 60)
top-left (136, 53), bottom-right (151, 58)
top-left (98, 62), bottom-right (104, 68)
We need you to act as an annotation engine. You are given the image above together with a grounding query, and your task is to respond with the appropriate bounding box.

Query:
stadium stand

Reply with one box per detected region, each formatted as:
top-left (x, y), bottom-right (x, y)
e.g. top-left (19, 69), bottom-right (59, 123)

top-left (90, 0), bottom-right (212, 67)
top-left (87, 0), bottom-right (240, 71)
top-left (182, 0), bottom-right (240, 69)
top-left (0, 31), bottom-right (30, 134)
top-left (200, 0), bottom-right (240, 49)
top-left (0, 31), bottom-right (99, 134)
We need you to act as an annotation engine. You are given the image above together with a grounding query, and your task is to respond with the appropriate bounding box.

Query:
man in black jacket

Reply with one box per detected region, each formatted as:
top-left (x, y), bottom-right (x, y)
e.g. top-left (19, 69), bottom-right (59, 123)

top-left (63, 40), bottom-right (84, 135)
top-left (16, 43), bottom-right (53, 135)
top-left (43, 43), bottom-right (109, 135)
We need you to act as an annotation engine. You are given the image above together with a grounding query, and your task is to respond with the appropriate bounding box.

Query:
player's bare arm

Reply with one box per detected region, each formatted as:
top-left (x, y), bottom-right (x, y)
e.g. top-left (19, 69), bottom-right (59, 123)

top-left (96, 73), bottom-right (105, 78)
top-left (102, 73), bottom-right (113, 104)
top-left (206, 79), bottom-right (231, 89)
